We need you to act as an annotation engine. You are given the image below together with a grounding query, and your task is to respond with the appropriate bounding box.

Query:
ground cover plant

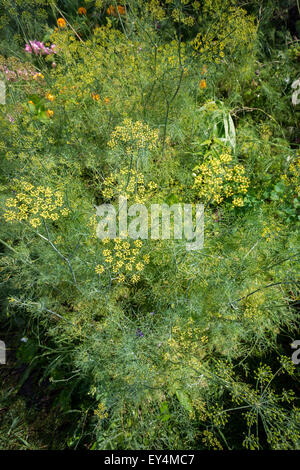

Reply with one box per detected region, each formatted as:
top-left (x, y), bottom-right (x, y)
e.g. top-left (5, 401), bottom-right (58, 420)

top-left (0, 0), bottom-right (299, 450)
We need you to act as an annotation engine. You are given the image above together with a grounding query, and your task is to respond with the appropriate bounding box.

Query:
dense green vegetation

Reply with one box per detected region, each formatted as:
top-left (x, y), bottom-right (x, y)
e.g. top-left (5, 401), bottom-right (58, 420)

top-left (0, 0), bottom-right (299, 450)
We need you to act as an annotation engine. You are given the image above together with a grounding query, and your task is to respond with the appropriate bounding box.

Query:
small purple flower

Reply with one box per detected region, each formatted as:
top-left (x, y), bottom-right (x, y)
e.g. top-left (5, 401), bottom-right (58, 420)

top-left (136, 328), bottom-right (144, 337)
top-left (149, 311), bottom-right (155, 316)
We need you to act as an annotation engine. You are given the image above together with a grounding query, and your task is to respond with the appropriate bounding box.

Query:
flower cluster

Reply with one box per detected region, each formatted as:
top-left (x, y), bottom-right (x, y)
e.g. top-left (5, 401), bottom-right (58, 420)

top-left (201, 100), bottom-right (218, 112)
top-left (281, 156), bottom-right (300, 196)
top-left (92, 92), bottom-right (100, 101)
top-left (191, 4), bottom-right (256, 63)
top-left (95, 237), bottom-right (150, 284)
top-left (91, 92), bottom-right (110, 104)
top-left (165, 318), bottom-right (208, 367)
top-left (25, 40), bottom-right (57, 55)
top-left (46, 109), bottom-right (54, 118)
top-left (145, 0), bottom-right (166, 20)
top-left (94, 402), bottom-right (108, 420)
top-left (107, 5), bottom-right (126, 16)
top-left (242, 290), bottom-right (266, 320)
top-left (156, 40), bottom-right (188, 70)
top-left (192, 30), bottom-right (225, 64)
top-left (108, 119), bottom-right (159, 155)
top-left (261, 221), bottom-right (282, 242)
top-left (0, 64), bottom-right (34, 81)
top-left (0, 56), bottom-right (35, 81)
top-left (3, 182), bottom-right (70, 228)
top-left (192, 151), bottom-right (250, 206)
top-left (101, 168), bottom-right (158, 203)
top-left (157, 318), bottom-right (208, 402)
top-left (202, 430), bottom-right (223, 450)
top-left (171, 7), bottom-right (195, 27)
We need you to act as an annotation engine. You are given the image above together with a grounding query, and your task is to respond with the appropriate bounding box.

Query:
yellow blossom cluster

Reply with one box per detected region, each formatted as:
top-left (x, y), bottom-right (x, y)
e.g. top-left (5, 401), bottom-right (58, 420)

top-left (3, 181), bottom-right (70, 228)
top-left (146, 0), bottom-right (200, 23)
top-left (107, 118), bottom-right (159, 155)
top-left (160, 318), bottom-right (208, 390)
top-left (260, 123), bottom-right (272, 141)
top-left (166, 319), bottom-right (208, 361)
top-left (145, 0), bottom-right (166, 20)
top-left (156, 40), bottom-right (188, 70)
top-left (202, 430), bottom-right (223, 450)
top-left (242, 290), bottom-right (266, 320)
top-left (281, 156), bottom-right (300, 195)
top-left (94, 402), bottom-right (108, 420)
top-left (202, 100), bottom-right (218, 112)
top-left (33, 72), bottom-right (44, 80)
top-left (192, 4), bottom-right (256, 63)
top-left (261, 221), bottom-right (282, 242)
top-left (95, 237), bottom-right (150, 284)
top-left (171, 8), bottom-right (195, 26)
top-left (193, 152), bottom-right (250, 206)
top-left (101, 168), bottom-right (158, 203)
top-left (192, 30), bottom-right (225, 64)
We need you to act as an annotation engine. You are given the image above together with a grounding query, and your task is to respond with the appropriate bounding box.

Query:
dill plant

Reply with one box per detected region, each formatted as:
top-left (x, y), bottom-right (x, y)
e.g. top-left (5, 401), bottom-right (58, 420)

top-left (0, 0), bottom-right (299, 450)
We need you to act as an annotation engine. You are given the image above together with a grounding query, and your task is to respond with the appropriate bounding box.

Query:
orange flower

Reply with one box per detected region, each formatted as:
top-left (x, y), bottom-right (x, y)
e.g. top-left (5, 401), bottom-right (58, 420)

top-left (200, 79), bottom-right (206, 89)
top-left (46, 109), bottom-right (54, 118)
top-left (92, 93), bottom-right (100, 101)
top-left (117, 5), bottom-right (126, 15)
top-left (107, 5), bottom-right (125, 16)
top-left (78, 7), bottom-right (87, 15)
top-left (107, 5), bottom-right (117, 16)
top-left (46, 93), bottom-right (55, 102)
top-left (57, 17), bottom-right (66, 28)
top-left (104, 97), bottom-right (110, 104)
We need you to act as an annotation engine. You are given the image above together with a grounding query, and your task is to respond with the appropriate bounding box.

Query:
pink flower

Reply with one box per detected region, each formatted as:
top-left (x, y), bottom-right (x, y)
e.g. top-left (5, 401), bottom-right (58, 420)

top-left (25, 40), bottom-right (57, 56)
top-left (25, 44), bottom-right (33, 53)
